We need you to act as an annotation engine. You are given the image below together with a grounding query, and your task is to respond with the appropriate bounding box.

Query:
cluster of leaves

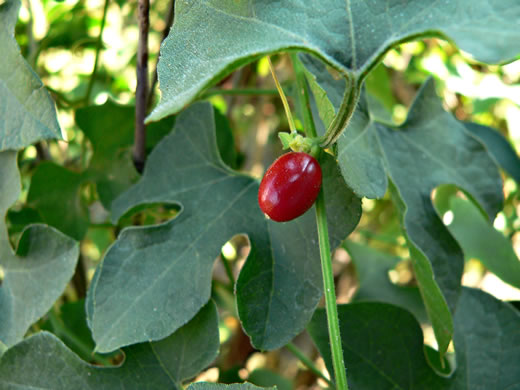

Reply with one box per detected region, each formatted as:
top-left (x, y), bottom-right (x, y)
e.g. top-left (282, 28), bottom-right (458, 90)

top-left (1, 0), bottom-right (520, 389)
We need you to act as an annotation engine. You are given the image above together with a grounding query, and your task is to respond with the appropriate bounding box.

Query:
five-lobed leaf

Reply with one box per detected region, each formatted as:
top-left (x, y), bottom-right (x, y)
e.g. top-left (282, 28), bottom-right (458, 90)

top-left (87, 102), bottom-right (361, 352)
top-left (0, 0), bottom-right (64, 151)
top-left (149, 0), bottom-right (520, 122)
top-left (0, 301), bottom-right (220, 389)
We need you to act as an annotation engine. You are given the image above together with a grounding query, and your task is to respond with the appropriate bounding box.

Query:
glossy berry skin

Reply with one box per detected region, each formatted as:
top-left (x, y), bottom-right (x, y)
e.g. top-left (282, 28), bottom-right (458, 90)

top-left (258, 152), bottom-right (322, 222)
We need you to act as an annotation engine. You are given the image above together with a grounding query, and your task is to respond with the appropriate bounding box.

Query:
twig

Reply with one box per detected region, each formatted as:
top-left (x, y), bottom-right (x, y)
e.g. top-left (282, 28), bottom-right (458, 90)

top-left (134, 0), bottom-right (150, 173)
top-left (84, 0), bottom-right (110, 104)
top-left (147, 0), bottom-right (175, 108)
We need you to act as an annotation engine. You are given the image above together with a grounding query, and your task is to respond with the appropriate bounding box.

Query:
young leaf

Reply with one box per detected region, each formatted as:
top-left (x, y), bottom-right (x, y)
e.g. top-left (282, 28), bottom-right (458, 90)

top-left (87, 102), bottom-right (361, 352)
top-left (0, 301), bottom-right (220, 389)
top-left (148, 0), bottom-right (520, 122)
top-left (0, 0), bottom-right (63, 151)
top-left (0, 151), bottom-right (78, 348)
top-left (308, 288), bottom-right (520, 389)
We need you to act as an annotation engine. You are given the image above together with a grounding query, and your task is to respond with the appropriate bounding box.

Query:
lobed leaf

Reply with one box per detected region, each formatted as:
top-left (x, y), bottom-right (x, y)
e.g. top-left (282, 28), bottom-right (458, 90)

top-left (0, 301), bottom-right (220, 389)
top-left (149, 0), bottom-right (520, 122)
top-left (304, 56), bottom-right (503, 355)
top-left (87, 102), bottom-right (361, 352)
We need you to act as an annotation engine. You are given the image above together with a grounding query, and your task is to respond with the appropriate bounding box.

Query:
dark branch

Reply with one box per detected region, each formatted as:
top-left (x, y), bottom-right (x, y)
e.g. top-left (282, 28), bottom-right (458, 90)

top-left (134, 0), bottom-right (150, 173)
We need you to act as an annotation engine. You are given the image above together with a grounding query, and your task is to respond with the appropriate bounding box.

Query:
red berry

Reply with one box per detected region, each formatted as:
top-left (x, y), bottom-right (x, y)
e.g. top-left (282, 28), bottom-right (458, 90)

top-left (258, 152), bottom-right (322, 222)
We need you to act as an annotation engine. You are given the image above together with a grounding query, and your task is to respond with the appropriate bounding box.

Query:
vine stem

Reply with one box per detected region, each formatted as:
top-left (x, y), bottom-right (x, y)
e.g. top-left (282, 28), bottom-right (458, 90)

top-left (267, 56), bottom-right (297, 134)
top-left (84, 0), bottom-right (110, 104)
top-left (134, 0), bottom-right (150, 173)
top-left (315, 191), bottom-right (349, 390)
top-left (291, 54), bottom-right (349, 390)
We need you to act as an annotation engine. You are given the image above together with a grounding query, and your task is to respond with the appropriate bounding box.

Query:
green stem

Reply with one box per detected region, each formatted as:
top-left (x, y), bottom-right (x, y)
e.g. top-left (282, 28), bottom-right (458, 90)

top-left (268, 56), bottom-right (297, 134)
top-left (321, 75), bottom-right (359, 148)
top-left (201, 88), bottom-right (278, 99)
top-left (292, 53), bottom-right (349, 390)
top-left (286, 342), bottom-right (334, 387)
top-left (84, 0), bottom-right (110, 104)
top-left (315, 190), bottom-right (349, 390)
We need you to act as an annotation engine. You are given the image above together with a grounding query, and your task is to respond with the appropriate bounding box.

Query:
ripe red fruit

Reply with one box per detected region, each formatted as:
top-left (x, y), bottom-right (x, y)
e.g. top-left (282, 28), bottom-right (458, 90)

top-left (258, 152), bottom-right (322, 222)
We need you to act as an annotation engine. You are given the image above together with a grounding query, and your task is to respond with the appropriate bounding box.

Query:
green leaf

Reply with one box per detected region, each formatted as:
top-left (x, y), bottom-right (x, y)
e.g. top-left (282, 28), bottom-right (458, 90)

top-left (308, 288), bottom-right (520, 389)
top-left (87, 102), bottom-right (361, 352)
top-left (445, 196), bottom-right (520, 289)
top-left (305, 61), bottom-right (503, 356)
top-left (248, 369), bottom-right (292, 390)
top-left (0, 151), bottom-right (79, 348)
top-left (188, 384), bottom-right (275, 390)
top-left (463, 122), bottom-right (520, 184)
top-left (448, 288), bottom-right (520, 389)
top-left (75, 101), bottom-right (139, 209)
top-left (0, 301), bottom-right (220, 389)
top-left (214, 109), bottom-right (239, 169)
top-left (345, 241), bottom-right (427, 323)
top-left (148, 0), bottom-right (520, 122)
top-left (0, 0), bottom-right (63, 151)
top-left (27, 162), bottom-right (89, 241)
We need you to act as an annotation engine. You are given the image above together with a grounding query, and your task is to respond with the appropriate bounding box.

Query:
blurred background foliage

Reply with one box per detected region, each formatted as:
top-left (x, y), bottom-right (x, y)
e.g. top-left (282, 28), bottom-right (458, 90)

top-left (7, 0), bottom-right (520, 387)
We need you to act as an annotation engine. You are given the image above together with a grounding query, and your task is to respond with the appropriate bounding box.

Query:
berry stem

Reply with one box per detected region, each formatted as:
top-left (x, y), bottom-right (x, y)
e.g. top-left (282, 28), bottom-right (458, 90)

top-left (267, 56), bottom-right (297, 134)
top-left (292, 53), bottom-right (349, 390)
